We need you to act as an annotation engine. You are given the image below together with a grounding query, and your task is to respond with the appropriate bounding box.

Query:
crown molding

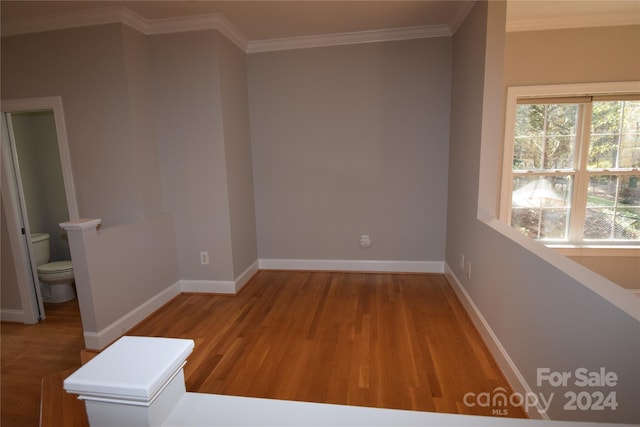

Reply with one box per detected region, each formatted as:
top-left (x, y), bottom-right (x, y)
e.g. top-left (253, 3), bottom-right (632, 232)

top-left (1, 6), bottom-right (128, 37)
top-left (246, 25), bottom-right (451, 54)
top-left (1, 5), bottom-right (447, 53)
top-left (507, 12), bottom-right (640, 33)
top-left (140, 12), bottom-right (248, 50)
top-left (1, 6), bottom-right (248, 51)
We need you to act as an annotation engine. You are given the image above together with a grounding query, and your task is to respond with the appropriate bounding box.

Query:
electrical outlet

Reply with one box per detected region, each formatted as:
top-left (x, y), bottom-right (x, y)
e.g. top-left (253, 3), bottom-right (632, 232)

top-left (200, 251), bottom-right (209, 265)
top-left (465, 259), bottom-right (472, 279)
top-left (359, 235), bottom-right (371, 248)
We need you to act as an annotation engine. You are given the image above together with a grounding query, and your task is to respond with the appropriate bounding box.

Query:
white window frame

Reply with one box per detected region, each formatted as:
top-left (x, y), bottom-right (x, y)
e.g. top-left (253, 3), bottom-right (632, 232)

top-left (500, 81), bottom-right (640, 253)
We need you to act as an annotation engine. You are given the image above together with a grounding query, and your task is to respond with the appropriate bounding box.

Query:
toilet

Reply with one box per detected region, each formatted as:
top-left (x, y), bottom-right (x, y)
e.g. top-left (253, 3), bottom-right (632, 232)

top-left (30, 233), bottom-right (76, 303)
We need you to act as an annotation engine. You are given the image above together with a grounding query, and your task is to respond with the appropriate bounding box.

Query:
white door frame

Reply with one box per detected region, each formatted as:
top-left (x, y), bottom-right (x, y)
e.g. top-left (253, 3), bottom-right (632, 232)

top-left (1, 97), bottom-right (79, 323)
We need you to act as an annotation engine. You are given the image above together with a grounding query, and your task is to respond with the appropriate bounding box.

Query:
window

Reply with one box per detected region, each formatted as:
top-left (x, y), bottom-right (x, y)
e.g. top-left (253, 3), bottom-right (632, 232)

top-left (501, 83), bottom-right (640, 246)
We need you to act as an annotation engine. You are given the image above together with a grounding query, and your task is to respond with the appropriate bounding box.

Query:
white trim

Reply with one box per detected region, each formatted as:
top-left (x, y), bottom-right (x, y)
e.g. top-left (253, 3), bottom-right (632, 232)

top-left (246, 25), bottom-right (450, 53)
top-left (444, 264), bottom-right (548, 421)
top-left (179, 280), bottom-right (236, 294)
top-left (2, 97), bottom-right (79, 220)
top-left (1, 97), bottom-right (79, 323)
top-left (551, 245), bottom-right (640, 257)
top-left (60, 218), bottom-right (102, 232)
top-left (82, 262), bottom-right (259, 350)
top-left (1, 6), bottom-right (126, 38)
top-left (0, 6), bottom-right (248, 51)
top-left (507, 12), bottom-right (640, 33)
top-left (0, 309), bottom-right (26, 323)
top-left (234, 260), bottom-right (259, 293)
top-left (506, 81), bottom-right (640, 100)
top-left (83, 282), bottom-right (181, 350)
top-left (141, 12), bottom-right (248, 51)
top-left (258, 259), bottom-right (444, 273)
top-left (1, 5), bottom-right (446, 54)
top-left (1, 115), bottom-right (40, 324)
top-left (500, 81), bottom-right (640, 242)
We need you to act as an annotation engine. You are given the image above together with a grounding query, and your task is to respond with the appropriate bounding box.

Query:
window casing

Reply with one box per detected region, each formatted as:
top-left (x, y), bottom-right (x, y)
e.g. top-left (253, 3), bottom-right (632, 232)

top-left (501, 83), bottom-right (640, 247)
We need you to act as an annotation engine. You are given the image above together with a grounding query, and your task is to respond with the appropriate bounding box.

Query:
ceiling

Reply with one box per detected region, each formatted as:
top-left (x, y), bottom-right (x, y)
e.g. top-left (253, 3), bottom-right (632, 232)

top-left (1, 1), bottom-right (638, 41)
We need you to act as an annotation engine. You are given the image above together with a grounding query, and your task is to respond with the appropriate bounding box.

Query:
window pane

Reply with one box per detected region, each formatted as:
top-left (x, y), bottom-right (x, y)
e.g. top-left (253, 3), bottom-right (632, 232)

top-left (584, 175), bottom-right (640, 240)
top-left (545, 136), bottom-right (574, 169)
top-left (546, 104), bottom-right (579, 136)
top-left (511, 176), bottom-right (572, 240)
top-left (620, 133), bottom-right (640, 169)
top-left (588, 135), bottom-right (617, 169)
top-left (590, 100), bottom-right (640, 169)
top-left (513, 137), bottom-right (542, 170)
top-left (514, 104), bottom-right (577, 171)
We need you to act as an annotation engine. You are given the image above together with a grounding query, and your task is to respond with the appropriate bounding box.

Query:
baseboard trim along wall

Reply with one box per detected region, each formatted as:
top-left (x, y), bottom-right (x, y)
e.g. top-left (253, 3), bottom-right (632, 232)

top-left (83, 261), bottom-right (260, 350)
top-left (258, 259), bottom-right (445, 273)
top-left (82, 259), bottom-right (441, 349)
top-left (180, 260), bottom-right (259, 294)
top-left (0, 309), bottom-right (25, 323)
top-left (180, 279), bottom-right (236, 294)
top-left (83, 282), bottom-right (182, 350)
top-left (444, 263), bottom-right (548, 421)
top-left (235, 260), bottom-right (260, 292)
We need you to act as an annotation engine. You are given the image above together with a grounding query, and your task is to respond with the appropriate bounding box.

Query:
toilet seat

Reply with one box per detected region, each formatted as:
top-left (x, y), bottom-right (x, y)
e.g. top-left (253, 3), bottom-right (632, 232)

top-left (37, 261), bottom-right (73, 274)
top-left (37, 261), bottom-right (74, 283)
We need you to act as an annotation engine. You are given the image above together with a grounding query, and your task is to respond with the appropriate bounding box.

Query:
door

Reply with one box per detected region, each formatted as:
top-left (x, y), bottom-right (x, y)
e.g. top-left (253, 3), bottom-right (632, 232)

top-left (1, 97), bottom-right (79, 323)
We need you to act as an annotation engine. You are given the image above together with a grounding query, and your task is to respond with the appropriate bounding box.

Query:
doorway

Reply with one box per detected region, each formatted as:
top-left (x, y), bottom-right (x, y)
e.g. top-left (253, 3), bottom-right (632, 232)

top-left (1, 97), bottom-right (79, 323)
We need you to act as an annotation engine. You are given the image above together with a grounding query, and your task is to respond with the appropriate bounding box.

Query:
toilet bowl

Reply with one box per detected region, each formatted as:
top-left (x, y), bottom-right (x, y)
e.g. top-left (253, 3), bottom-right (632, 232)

top-left (30, 233), bottom-right (76, 303)
top-left (37, 261), bottom-right (76, 303)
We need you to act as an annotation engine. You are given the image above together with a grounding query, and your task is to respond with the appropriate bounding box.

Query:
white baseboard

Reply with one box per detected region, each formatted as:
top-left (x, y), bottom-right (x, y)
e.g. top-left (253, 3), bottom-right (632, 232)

top-left (235, 260), bottom-right (259, 293)
top-left (83, 262), bottom-right (260, 350)
top-left (179, 279), bottom-right (236, 294)
top-left (258, 258), bottom-right (444, 273)
top-left (444, 263), bottom-right (548, 420)
top-left (81, 259), bottom-right (437, 350)
top-left (83, 282), bottom-right (182, 350)
top-left (0, 309), bottom-right (25, 323)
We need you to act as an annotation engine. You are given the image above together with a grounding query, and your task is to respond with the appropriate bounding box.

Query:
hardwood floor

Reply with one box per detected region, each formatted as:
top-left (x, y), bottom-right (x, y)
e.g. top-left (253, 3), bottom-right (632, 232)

top-left (1, 271), bottom-right (526, 426)
top-left (1, 299), bottom-right (85, 427)
top-left (130, 271), bottom-right (525, 418)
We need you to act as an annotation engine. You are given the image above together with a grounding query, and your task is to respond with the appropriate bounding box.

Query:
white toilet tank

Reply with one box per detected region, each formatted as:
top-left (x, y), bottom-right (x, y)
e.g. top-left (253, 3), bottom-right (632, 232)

top-left (30, 233), bottom-right (51, 266)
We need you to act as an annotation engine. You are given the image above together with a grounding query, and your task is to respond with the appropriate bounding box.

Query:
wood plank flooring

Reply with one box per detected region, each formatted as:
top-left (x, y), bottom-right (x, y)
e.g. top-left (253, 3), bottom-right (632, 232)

top-left (130, 271), bottom-right (525, 418)
top-left (1, 299), bottom-right (85, 427)
top-left (1, 271), bottom-right (526, 426)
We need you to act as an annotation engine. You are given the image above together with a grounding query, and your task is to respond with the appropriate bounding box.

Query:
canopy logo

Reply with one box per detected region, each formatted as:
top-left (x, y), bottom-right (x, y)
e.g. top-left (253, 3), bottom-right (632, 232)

top-left (462, 387), bottom-right (552, 416)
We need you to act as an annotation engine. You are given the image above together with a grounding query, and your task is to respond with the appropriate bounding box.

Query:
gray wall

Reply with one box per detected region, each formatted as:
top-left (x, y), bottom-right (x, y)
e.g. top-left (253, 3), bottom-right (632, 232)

top-left (1, 24), bottom-right (148, 227)
top-left (446, 2), bottom-right (639, 423)
top-left (150, 29), bottom-right (232, 281)
top-left (122, 26), bottom-right (165, 219)
top-left (218, 35), bottom-right (259, 277)
top-left (1, 23), bottom-right (258, 338)
top-left (248, 38), bottom-right (451, 261)
top-left (150, 30), bottom-right (258, 282)
top-left (1, 24), bottom-right (180, 336)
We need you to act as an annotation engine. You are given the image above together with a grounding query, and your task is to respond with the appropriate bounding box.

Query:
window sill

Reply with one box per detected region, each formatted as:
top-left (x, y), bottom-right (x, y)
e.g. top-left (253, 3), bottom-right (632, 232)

top-left (547, 245), bottom-right (640, 257)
